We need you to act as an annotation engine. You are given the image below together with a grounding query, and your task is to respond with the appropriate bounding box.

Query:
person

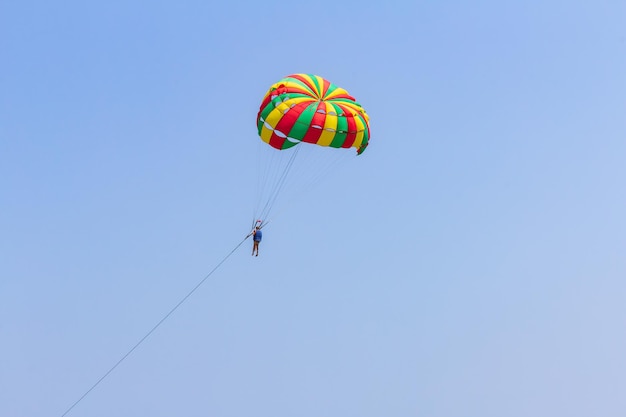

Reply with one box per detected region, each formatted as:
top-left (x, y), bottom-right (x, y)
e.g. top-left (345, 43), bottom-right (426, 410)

top-left (251, 225), bottom-right (262, 256)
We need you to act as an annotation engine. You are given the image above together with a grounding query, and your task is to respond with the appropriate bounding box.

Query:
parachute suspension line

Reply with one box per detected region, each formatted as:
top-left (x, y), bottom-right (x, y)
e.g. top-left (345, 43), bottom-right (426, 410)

top-left (252, 141), bottom-right (289, 225)
top-left (255, 144), bottom-right (301, 223)
top-left (253, 142), bottom-right (279, 223)
top-left (60, 236), bottom-right (249, 417)
top-left (260, 148), bottom-right (285, 220)
top-left (259, 148), bottom-right (355, 222)
top-left (260, 144), bottom-right (300, 221)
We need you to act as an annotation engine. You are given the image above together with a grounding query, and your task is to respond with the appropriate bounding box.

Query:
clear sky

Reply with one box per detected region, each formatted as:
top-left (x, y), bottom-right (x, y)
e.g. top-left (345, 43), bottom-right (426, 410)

top-left (2, 1), bottom-right (625, 416)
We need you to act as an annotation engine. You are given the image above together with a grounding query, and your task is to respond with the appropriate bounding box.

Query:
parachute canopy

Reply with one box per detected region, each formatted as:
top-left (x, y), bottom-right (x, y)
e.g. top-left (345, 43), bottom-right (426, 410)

top-left (257, 74), bottom-right (370, 155)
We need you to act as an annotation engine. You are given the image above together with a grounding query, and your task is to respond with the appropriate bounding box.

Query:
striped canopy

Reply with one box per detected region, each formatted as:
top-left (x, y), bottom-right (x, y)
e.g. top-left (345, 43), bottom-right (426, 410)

top-left (256, 74), bottom-right (370, 155)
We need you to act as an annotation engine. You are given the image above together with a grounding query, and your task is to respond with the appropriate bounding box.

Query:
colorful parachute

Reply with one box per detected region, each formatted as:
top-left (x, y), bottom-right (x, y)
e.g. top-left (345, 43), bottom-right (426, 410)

top-left (256, 74), bottom-right (370, 155)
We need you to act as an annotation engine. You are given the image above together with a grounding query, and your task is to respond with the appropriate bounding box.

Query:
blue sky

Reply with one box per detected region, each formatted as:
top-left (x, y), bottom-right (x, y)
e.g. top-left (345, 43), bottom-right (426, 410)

top-left (2, 1), bottom-right (625, 416)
